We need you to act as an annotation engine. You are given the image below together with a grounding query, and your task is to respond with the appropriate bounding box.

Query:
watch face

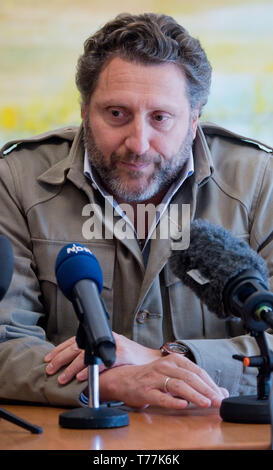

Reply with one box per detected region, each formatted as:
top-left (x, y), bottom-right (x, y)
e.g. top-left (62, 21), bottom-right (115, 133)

top-left (168, 343), bottom-right (187, 354)
top-left (166, 343), bottom-right (188, 354)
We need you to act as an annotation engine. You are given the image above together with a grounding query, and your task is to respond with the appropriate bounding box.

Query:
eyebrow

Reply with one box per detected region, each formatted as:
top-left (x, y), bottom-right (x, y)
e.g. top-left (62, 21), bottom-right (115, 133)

top-left (94, 98), bottom-right (179, 114)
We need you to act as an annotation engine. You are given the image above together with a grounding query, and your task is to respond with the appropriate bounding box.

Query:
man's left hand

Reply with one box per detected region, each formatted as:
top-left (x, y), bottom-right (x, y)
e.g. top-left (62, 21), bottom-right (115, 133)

top-left (44, 333), bottom-right (161, 384)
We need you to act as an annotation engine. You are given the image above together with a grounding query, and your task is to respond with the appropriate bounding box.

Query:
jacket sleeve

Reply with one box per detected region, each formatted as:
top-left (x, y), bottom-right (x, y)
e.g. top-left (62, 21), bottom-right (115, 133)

top-left (181, 152), bottom-right (273, 397)
top-left (0, 157), bottom-right (84, 406)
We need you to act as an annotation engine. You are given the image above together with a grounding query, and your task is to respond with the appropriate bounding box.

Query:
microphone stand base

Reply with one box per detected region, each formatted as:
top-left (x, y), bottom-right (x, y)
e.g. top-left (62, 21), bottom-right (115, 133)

top-left (220, 395), bottom-right (270, 423)
top-left (59, 406), bottom-right (129, 429)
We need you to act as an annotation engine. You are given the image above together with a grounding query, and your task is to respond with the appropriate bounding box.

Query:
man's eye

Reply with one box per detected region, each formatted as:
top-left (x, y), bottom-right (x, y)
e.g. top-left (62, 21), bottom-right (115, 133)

top-left (153, 113), bottom-right (170, 123)
top-left (154, 114), bottom-right (165, 121)
top-left (111, 109), bottom-right (121, 117)
top-left (105, 108), bottom-right (129, 126)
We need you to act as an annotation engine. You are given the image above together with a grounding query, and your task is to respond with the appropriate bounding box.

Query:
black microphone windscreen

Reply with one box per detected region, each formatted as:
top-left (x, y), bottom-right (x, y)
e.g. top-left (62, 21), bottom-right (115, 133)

top-left (0, 235), bottom-right (14, 301)
top-left (169, 219), bottom-right (269, 319)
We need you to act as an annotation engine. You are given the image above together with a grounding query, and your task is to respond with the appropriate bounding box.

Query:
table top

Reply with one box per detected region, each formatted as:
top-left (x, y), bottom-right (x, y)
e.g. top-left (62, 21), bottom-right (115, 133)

top-left (0, 403), bottom-right (271, 451)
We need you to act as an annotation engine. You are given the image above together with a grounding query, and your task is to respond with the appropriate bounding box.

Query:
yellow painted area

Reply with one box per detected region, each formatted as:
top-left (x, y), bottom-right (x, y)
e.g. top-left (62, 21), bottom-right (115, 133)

top-left (0, 107), bottom-right (17, 129)
top-left (264, 62), bottom-right (273, 73)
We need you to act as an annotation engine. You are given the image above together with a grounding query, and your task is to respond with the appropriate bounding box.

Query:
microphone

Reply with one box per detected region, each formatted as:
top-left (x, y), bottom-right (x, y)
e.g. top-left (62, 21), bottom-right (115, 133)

top-left (169, 219), bottom-right (273, 424)
top-left (0, 235), bottom-right (14, 301)
top-left (55, 243), bottom-right (129, 430)
top-left (55, 243), bottom-right (116, 367)
top-left (0, 235), bottom-right (43, 433)
top-left (169, 219), bottom-right (273, 331)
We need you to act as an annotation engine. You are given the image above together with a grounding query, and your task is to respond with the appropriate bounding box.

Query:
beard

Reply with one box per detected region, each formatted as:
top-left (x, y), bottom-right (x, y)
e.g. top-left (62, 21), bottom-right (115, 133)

top-left (83, 119), bottom-right (194, 203)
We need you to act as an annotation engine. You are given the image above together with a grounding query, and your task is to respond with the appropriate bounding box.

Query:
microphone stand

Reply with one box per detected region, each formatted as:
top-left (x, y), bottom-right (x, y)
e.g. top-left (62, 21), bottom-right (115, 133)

top-left (59, 324), bottom-right (129, 429)
top-left (220, 329), bottom-right (273, 424)
top-left (0, 407), bottom-right (42, 434)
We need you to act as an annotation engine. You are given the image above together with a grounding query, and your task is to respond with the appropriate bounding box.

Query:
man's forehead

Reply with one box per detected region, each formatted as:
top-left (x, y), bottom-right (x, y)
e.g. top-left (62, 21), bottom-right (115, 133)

top-left (91, 56), bottom-right (189, 108)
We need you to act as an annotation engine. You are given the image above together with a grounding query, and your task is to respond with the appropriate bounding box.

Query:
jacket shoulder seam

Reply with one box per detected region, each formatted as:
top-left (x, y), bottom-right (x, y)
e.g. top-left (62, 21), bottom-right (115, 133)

top-left (201, 122), bottom-right (272, 154)
top-left (1, 126), bottom-right (78, 157)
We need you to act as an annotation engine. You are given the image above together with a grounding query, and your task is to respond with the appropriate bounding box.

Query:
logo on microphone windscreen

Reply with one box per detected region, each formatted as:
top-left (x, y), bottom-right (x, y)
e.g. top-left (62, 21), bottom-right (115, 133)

top-left (66, 244), bottom-right (93, 255)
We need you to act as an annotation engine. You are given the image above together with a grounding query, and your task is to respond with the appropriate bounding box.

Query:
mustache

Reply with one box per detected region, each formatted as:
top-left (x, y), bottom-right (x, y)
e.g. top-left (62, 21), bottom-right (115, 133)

top-left (111, 152), bottom-right (162, 165)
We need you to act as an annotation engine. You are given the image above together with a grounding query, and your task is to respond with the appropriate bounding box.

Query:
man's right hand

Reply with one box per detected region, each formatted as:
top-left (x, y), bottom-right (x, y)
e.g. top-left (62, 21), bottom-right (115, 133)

top-left (99, 354), bottom-right (229, 409)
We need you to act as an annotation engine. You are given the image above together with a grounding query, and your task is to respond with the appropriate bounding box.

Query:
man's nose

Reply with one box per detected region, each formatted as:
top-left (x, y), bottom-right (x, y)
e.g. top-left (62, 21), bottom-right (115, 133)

top-left (124, 118), bottom-right (151, 155)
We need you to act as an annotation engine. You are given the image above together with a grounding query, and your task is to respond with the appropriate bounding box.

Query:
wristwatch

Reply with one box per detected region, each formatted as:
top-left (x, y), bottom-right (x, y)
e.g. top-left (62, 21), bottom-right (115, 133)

top-left (160, 342), bottom-right (194, 361)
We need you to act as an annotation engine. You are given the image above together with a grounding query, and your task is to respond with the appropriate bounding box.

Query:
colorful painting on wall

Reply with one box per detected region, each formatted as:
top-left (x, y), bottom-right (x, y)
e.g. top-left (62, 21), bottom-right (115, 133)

top-left (0, 0), bottom-right (272, 147)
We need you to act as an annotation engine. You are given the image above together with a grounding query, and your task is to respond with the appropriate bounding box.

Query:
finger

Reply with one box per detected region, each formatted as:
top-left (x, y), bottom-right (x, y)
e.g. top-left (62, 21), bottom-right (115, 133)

top-left (163, 371), bottom-right (226, 408)
top-left (57, 352), bottom-right (86, 384)
top-left (44, 336), bottom-right (78, 362)
top-left (76, 367), bottom-right (88, 382)
top-left (220, 387), bottom-right (229, 398)
top-left (162, 376), bottom-right (215, 408)
top-left (168, 355), bottom-right (226, 399)
top-left (160, 361), bottom-right (225, 406)
top-left (45, 342), bottom-right (82, 376)
top-left (192, 366), bottom-right (226, 398)
top-left (142, 389), bottom-right (189, 410)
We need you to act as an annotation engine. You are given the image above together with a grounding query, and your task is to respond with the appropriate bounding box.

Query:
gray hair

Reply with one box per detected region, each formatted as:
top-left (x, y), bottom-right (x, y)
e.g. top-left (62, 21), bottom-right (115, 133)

top-left (76, 12), bottom-right (212, 115)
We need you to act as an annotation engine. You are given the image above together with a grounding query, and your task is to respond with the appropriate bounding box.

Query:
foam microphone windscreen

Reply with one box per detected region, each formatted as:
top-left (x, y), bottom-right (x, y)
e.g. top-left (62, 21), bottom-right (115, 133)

top-left (169, 219), bottom-right (269, 319)
top-left (55, 243), bottom-right (103, 301)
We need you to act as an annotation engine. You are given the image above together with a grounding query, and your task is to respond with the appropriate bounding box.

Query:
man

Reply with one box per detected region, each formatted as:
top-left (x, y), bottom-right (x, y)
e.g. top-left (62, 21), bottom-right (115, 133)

top-left (0, 13), bottom-right (272, 410)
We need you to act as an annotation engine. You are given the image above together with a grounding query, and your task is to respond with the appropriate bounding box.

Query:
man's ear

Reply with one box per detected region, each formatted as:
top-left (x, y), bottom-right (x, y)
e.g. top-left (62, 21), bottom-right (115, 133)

top-left (81, 105), bottom-right (87, 121)
top-left (191, 106), bottom-right (200, 139)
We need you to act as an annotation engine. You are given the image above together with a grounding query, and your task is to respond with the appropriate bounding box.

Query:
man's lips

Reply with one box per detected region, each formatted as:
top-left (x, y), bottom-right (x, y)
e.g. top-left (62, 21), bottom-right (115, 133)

top-left (119, 160), bottom-right (151, 170)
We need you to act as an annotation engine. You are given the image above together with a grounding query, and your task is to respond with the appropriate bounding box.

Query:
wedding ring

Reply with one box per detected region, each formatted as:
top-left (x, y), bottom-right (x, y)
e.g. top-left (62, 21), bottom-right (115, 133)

top-left (163, 376), bottom-right (171, 393)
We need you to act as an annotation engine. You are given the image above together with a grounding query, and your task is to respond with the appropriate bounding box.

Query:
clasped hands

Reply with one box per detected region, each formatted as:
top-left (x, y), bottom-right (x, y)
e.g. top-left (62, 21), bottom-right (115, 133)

top-left (44, 333), bottom-right (228, 409)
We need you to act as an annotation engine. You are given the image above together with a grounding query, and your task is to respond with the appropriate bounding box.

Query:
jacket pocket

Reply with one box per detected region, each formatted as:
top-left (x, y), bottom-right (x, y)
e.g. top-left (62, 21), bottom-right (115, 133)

top-left (32, 239), bottom-right (115, 344)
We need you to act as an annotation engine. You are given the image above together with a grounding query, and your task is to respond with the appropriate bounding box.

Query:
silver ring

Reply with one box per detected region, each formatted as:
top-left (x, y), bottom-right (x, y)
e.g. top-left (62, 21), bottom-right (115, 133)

top-left (163, 376), bottom-right (171, 393)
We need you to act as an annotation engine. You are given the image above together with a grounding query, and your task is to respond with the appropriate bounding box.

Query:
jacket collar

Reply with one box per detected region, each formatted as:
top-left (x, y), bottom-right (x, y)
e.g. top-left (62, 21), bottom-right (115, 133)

top-left (37, 124), bottom-right (86, 187)
top-left (193, 123), bottom-right (214, 186)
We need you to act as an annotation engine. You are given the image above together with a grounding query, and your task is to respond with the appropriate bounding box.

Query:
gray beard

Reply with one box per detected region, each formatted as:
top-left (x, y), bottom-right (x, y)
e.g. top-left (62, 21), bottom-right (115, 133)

top-left (83, 120), bottom-right (193, 203)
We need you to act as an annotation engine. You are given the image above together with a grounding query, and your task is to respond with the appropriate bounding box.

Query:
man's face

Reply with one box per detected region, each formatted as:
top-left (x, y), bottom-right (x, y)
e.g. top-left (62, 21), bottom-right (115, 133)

top-left (83, 56), bottom-right (199, 203)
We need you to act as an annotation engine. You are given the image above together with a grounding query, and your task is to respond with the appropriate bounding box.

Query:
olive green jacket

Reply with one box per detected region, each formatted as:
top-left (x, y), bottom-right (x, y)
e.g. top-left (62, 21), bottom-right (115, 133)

top-left (0, 123), bottom-right (272, 406)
